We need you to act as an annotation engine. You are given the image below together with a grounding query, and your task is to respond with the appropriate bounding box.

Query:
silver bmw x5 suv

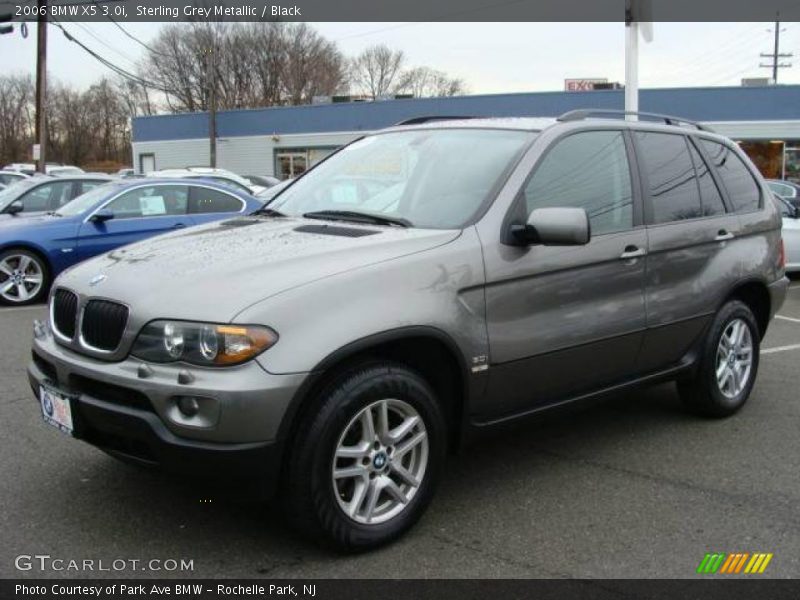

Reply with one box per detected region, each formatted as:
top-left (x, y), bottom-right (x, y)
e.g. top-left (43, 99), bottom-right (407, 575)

top-left (29, 111), bottom-right (789, 550)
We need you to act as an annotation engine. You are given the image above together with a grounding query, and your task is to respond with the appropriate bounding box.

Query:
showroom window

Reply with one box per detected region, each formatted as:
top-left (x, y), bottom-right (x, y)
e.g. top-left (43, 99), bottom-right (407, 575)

top-left (636, 132), bottom-right (703, 224)
top-left (523, 130), bottom-right (633, 235)
top-left (701, 139), bottom-right (761, 213)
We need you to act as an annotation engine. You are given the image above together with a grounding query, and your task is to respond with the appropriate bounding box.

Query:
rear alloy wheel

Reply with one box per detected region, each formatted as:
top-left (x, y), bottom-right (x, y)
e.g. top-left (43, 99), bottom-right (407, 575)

top-left (284, 362), bottom-right (446, 551)
top-left (678, 300), bottom-right (760, 418)
top-left (0, 250), bottom-right (48, 305)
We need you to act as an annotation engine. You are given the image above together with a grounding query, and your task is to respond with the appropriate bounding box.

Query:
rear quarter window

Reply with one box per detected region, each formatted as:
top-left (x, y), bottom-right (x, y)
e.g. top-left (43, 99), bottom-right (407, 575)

top-left (700, 140), bottom-right (761, 213)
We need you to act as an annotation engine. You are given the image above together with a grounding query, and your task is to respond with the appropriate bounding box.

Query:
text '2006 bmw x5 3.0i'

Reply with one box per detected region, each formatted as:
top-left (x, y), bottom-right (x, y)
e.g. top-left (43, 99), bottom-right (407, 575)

top-left (29, 111), bottom-right (789, 550)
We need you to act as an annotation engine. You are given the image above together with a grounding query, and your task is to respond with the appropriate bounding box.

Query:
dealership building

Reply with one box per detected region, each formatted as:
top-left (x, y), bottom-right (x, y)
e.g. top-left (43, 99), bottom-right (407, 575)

top-left (131, 85), bottom-right (800, 182)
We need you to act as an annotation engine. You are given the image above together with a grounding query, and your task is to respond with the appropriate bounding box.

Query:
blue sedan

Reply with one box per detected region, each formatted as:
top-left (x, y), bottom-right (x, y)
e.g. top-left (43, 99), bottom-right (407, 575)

top-left (0, 179), bottom-right (264, 305)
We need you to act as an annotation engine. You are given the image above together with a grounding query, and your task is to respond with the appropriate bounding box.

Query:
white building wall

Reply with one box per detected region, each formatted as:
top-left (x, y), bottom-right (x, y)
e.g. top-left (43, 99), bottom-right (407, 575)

top-left (132, 131), bottom-right (366, 177)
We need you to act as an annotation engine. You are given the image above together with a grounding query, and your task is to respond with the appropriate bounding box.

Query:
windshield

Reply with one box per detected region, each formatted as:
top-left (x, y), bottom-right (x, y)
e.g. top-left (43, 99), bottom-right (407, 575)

top-left (270, 129), bottom-right (533, 229)
top-left (55, 183), bottom-right (119, 217)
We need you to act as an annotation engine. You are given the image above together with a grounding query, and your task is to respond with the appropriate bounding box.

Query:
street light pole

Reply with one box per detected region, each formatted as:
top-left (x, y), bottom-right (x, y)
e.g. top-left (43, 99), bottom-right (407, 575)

top-left (625, 20), bottom-right (639, 118)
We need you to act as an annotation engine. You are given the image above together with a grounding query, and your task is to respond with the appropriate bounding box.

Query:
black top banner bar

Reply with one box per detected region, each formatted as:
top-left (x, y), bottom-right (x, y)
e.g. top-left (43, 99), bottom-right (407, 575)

top-left (3, 0), bottom-right (800, 23)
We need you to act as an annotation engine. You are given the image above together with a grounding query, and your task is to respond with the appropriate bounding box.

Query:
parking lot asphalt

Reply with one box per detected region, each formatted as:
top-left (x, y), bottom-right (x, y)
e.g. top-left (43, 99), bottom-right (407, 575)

top-left (1, 282), bottom-right (800, 579)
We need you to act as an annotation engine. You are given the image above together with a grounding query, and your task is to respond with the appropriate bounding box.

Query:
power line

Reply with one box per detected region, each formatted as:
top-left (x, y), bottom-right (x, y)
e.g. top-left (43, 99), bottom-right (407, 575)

top-left (105, 17), bottom-right (170, 58)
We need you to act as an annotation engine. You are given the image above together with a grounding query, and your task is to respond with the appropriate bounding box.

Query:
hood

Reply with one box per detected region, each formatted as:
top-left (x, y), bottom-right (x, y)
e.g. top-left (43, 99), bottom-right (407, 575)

top-left (57, 216), bottom-right (461, 321)
top-left (0, 213), bottom-right (75, 234)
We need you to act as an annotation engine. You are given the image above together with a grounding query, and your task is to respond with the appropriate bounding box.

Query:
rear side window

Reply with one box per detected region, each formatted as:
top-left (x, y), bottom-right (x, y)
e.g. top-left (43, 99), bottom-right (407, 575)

top-left (700, 140), bottom-right (761, 213)
top-left (687, 140), bottom-right (726, 217)
top-left (523, 130), bottom-right (633, 235)
top-left (77, 180), bottom-right (107, 197)
top-left (189, 187), bottom-right (243, 214)
top-left (635, 132), bottom-right (703, 224)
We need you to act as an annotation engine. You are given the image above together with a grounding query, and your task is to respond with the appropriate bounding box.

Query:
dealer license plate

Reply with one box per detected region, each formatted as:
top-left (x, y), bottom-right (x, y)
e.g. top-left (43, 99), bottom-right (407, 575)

top-left (40, 385), bottom-right (74, 435)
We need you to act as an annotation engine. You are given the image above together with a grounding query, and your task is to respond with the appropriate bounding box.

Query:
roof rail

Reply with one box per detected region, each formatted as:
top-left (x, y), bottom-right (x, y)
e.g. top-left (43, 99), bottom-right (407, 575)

top-left (394, 115), bottom-right (478, 126)
top-left (557, 109), bottom-right (714, 132)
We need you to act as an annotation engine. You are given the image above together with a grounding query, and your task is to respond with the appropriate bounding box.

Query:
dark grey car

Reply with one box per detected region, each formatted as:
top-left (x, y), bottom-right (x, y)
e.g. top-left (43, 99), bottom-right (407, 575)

top-left (28, 112), bottom-right (789, 550)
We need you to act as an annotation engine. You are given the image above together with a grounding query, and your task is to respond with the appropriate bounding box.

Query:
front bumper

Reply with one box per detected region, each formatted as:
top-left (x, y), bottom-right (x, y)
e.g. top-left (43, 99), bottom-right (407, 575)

top-left (28, 328), bottom-right (307, 487)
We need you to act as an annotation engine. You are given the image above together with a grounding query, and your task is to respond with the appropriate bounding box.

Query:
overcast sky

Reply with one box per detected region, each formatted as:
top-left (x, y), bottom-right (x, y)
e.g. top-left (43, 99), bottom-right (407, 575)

top-left (1, 21), bottom-right (798, 96)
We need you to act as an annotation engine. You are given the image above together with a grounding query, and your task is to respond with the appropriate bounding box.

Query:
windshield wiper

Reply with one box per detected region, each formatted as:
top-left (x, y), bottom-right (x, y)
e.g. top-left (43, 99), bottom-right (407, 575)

top-left (302, 210), bottom-right (411, 228)
top-left (253, 207), bottom-right (287, 217)
top-left (46, 211), bottom-right (62, 217)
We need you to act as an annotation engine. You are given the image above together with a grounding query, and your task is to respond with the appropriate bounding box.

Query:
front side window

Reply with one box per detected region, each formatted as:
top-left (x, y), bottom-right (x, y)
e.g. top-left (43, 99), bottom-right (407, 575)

top-left (105, 185), bottom-right (188, 219)
top-left (271, 129), bottom-right (533, 229)
top-left (19, 181), bottom-right (73, 212)
top-left (523, 130), bottom-right (633, 235)
top-left (701, 140), bottom-right (761, 213)
top-left (636, 132), bottom-right (703, 224)
top-left (189, 187), bottom-right (243, 214)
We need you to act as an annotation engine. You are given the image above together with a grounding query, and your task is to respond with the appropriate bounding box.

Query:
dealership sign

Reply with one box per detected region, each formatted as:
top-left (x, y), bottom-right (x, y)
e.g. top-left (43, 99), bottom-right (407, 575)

top-left (564, 78), bottom-right (608, 92)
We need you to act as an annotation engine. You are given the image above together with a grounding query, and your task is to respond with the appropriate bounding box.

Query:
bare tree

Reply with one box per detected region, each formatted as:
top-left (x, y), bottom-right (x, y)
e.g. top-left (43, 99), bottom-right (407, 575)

top-left (396, 66), bottom-right (469, 98)
top-left (0, 74), bottom-right (35, 165)
top-left (349, 44), bottom-right (406, 99)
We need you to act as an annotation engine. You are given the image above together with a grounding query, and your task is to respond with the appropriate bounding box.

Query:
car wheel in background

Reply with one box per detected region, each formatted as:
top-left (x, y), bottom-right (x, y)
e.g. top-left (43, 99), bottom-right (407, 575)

top-left (678, 300), bottom-right (760, 418)
top-left (283, 361), bottom-right (447, 551)
top-left (0, 248), bottom-right (50, 306)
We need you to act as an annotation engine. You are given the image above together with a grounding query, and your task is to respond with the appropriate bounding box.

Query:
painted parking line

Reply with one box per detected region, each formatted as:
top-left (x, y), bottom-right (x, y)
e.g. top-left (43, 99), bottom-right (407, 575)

top-left (763, 343), bottom-right (800, 355)
top-left (0, 305), bottom-right (46, 315)
top-left (789, 284), bottom-right (800, 291)
top-left (776, 315), bottom-right (800, 324)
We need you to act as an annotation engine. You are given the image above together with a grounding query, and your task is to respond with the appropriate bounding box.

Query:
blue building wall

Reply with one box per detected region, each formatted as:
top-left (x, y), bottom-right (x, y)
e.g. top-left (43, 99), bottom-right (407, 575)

top-left (132, 85), bottom-right (800, 143)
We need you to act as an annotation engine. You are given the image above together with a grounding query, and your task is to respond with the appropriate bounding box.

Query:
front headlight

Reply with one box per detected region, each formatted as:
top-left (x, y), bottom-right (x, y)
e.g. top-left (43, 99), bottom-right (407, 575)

top-left (131, 320), bottom-right (278, 366)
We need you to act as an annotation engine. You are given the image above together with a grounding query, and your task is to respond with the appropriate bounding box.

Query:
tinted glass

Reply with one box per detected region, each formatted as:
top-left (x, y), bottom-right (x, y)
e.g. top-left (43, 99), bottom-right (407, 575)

top-left (78, 180), bottom-right (108, 196)
top-left (19, 181), bottom-right (73, 212)
top-left (523, 130), bottom-right (633, 235)
top-left (701, 140), bottom-right (761, 212)
top-left (189, 187), bottom-right (243, 214)
top-left (636, 132), bottom-right (703, 224)
top-left (271, 129), bottom-right (533, 229)
top-left (106, 185), bottom-right (188, 219)
top-left (688, 141), bottom-right (726, 216)
top-left (767, 181), bottom-right (797, 199)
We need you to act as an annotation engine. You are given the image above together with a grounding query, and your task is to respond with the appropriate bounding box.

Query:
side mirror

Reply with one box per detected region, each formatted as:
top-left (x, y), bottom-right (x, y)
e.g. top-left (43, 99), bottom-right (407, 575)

top-left (511, 207), bottom-right (591, 246)
top-left (6, 201), bottom-right (23, 216)
top-left (89, 208), bottom-right (114, 223)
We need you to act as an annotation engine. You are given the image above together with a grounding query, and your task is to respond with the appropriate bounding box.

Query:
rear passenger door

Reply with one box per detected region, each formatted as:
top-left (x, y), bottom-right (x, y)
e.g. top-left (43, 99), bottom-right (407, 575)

top-left (635, 131), bottom-right (742, 373)
top-left (187, 185), bottom-right (246, 224)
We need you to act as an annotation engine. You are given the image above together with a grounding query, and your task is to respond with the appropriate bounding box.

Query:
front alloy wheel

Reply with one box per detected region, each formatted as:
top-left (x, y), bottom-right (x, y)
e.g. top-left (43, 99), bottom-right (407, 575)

top-left (0, 250), bottom-right (48, 305)
top-left (283, 362), bottom-right (446, 551)
top-left (333, 398), bottom-right (429, 525)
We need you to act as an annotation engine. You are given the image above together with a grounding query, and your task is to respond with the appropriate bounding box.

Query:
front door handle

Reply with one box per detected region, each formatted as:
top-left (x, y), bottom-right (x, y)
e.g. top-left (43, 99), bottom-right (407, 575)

top-left (715, 229), bottom-right (735, 241)
top-left (172, 223), bottom-right (187, 229)
top-left (620, 245), bottom-right (647, 260)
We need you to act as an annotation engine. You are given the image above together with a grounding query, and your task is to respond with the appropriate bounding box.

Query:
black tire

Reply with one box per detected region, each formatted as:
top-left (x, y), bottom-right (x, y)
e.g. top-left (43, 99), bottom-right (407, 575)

top-left (0, 248), bottom-right (50, 306)
top-left (282, 361), bottom-right (447, 551)
top-left (678, 300), bottom-right (760, 418)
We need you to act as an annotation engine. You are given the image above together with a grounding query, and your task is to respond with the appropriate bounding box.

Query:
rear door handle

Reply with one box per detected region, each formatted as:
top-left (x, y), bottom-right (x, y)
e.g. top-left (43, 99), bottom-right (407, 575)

top-left (715, 229), bottom-right (735, 241)
top-left (620, 245), bottom-right (647, 260)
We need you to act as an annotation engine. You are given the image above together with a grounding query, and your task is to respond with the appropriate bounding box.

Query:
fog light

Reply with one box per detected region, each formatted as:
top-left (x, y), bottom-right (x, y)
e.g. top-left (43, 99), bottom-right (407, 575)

top-left (176, 396), bottom-right (200, 417)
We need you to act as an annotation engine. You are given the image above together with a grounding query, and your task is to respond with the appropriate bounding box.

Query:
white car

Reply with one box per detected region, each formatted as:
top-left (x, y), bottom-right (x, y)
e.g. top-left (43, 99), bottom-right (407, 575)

top-left (774, 195), bottom-right (800, 272)
top-left (4, 163), bottom-right (84, 176)
top-left (146, 167), bottom-right (264, 195)
top-left (0, 170), bottom-right (30, 187)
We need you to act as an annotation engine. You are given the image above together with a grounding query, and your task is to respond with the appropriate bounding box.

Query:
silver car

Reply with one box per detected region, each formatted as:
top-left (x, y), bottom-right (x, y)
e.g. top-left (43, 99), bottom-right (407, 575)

top-left (29, 112), bottom-right (788, 550)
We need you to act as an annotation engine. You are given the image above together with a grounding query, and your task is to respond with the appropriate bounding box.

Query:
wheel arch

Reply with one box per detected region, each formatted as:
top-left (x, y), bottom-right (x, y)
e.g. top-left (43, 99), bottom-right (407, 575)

top-left (720, 278), bottom-right (771, 339)
top-left (276, 326), bottom-right (471, 455)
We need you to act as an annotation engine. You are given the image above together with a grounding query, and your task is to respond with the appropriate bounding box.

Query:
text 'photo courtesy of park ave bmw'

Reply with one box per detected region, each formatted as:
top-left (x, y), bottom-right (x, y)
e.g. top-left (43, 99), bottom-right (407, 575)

top-left (3, 0), bottom-right (800, 595)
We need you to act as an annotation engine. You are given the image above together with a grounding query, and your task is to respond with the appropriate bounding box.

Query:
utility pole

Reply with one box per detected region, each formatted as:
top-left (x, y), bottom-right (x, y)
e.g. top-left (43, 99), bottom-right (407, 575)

top-left (204, 45), bottom-right (217, 168)
top-left (34, 0), bottom-right (47, 173)
top-left (760, 15), bottom-right (793, 84)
